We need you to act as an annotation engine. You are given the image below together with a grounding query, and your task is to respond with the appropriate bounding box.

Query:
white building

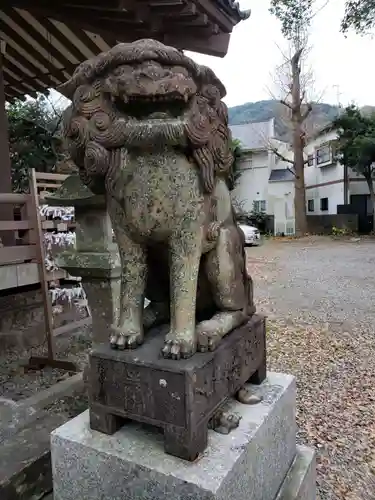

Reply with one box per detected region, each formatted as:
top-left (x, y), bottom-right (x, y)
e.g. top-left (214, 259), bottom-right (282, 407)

top-left (231, 119), bottom-right (375, 234)
top-left (304, 125), bottom-right (372, 231)
top-left (230, 119), bottom-right (295, 234)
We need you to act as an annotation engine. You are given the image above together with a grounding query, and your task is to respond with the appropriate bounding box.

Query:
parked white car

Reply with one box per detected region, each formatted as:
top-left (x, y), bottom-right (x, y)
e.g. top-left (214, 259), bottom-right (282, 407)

top-left (238, 224), bottom-right (261, 246)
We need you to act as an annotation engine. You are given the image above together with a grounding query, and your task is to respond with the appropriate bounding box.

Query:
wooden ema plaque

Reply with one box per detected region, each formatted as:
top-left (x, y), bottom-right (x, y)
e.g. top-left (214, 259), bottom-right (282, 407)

top-left (88, 314), bottom-right (266, 461)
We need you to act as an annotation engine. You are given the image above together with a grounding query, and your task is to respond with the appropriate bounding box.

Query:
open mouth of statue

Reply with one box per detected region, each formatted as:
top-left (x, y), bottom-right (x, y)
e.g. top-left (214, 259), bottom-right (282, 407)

top-left (119, 92), bottom-right (188, 120)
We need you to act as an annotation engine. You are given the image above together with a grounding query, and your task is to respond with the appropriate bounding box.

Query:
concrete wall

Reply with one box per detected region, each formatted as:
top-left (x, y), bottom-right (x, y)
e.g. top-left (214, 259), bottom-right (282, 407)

top-left (304, 129), bottom-right (375, 214)
top-left (233, 151), bottom-right (270, 213)
top-left (305, 179), bottom-right (346, 215)
top-left (307, 214), bottom-right (358, 234)
top-left (349, 169), bottom-right (373, 201)
top-left (268, 180), bottom-right (295, 219)
top-left (304, 129), bottom-right (345, 214)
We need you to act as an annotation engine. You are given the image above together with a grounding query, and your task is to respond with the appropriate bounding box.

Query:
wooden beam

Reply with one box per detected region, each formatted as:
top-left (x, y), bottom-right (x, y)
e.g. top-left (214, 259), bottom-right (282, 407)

top-left (0, 245), bottom-right (36, 264)
top-left (155, 3), bottom-right (198, 16)
top-left (67, 25), bottom-right (111, 55)
top-left (0, 220), bottom-right (32, 231)
top-left (0, 18), bottom-right (66, 82)
top-left (35, 171), bottom-right (68, 181)
top-left (38, 16), bottom-right (92, 63)
top-left (3, 56), bottom-right (49, 91)
top-left (4, 44), bottom-right (56, 88)
top-left (164, 31), bottom-right (230, 57)
top-left (0, 58), bottom-right (15, 245)
top-left (9, 0), bottom-right (232, 56)
top-left (191, 0), bottom-right (234, 31)
top-left (3, 8), bottom-right (76, 73)
top-left (5, 89), bottom-right (25, 101)
top-left (16, 5), bottom-right (137, 46)
top-left (3, 68), bottom-right (38, 97)
top-left (53, 316), bottom-right (92, 337)
top-left (0, 192), bottom-right (29, 203)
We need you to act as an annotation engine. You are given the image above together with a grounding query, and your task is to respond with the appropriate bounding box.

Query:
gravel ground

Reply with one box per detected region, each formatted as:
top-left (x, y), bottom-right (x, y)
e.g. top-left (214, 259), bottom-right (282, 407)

top-left (3, 235), bottom-right (375, 499)
top-left (0, 328), bottom-right (91, 401)
top-left (248, 236), bottom-right (375, 500)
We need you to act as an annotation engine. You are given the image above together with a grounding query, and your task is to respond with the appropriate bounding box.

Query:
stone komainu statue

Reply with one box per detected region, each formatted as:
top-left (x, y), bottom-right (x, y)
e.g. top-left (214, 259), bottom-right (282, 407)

top-left (60, 39), bottom-right (255, 359)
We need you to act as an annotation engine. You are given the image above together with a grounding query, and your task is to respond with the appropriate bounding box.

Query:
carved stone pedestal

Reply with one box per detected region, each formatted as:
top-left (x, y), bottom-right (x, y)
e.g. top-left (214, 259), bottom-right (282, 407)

top-left (88, 314), bottom-right (266, 461)
top-left (51, 372), bottom-right (317, 500)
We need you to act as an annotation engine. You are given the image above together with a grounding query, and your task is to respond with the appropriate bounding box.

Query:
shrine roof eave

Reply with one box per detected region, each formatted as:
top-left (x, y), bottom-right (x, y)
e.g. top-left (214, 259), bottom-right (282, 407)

top-left (1, 1), bottom-right (250, 101)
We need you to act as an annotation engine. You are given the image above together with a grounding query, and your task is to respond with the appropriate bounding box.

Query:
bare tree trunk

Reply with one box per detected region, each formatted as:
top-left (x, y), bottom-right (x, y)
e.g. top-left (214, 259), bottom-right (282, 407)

top-left (290, 49), bottom-right (308, 236)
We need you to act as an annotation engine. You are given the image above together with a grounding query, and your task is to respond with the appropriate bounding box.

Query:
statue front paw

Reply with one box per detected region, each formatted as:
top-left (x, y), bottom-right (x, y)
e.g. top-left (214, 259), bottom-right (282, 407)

top-left (110, 325), bottom-right (144, 350)
top-left (161, 329), bottom-right (197, 360)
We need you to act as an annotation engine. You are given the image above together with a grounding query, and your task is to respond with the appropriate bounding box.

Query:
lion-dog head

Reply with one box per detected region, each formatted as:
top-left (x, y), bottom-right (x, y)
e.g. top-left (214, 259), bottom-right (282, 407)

top-left (60, 39), bottom-right (234, 195)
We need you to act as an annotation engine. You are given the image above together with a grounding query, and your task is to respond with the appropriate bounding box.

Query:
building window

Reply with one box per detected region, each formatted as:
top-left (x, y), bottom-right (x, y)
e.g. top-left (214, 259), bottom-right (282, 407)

top-left (316, 145), bottom-right (331, 165)
top-left (307, 154), bottom-right (314, 166)
top-left (320, 198), bottom-right (329, 211)
top-left (307, 200), bottom-right (314, 212)
top-left (254, 200), bottom-right (266, 212)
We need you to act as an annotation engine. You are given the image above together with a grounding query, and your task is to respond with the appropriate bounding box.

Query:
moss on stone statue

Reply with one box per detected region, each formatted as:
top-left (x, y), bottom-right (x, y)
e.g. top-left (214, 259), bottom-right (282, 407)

top-left (45, 175), bottom-right (106, 207)
top-left (56, 251), bottom-right (121, 279)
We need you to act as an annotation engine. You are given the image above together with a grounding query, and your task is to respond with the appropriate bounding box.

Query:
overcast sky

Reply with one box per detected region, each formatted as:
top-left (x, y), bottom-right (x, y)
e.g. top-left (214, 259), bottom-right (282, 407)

top-left (52, 0), bottom-right (374, 110)
top-left (186, 0), bottom-right (375, 108)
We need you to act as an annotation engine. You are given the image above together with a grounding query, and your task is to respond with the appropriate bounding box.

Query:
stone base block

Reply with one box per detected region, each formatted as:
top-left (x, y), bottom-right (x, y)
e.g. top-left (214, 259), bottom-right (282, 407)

top-left (51, 372), bottom-right (313, 500)
top-left (276, 446), bottom-right (316, 500)
top-left (89, 315), bottom-right (266, 461)
top-left (0, 398), bottom-right (66, 500)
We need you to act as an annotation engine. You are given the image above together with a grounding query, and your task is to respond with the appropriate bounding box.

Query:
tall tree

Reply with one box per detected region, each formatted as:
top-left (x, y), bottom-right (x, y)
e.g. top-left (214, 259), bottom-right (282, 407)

top-left (333, 104), bottom-right (375, 228)
top-left (269, 0), bottom-right (315, 236)
top-left (229, 138), bottom-right (244, 189)
top-left (7, 94), bottom-right (63, 192)
top-left (341, 0), bottom-right (375, 33)
top-left (271, 0), bottom-right (375, 35)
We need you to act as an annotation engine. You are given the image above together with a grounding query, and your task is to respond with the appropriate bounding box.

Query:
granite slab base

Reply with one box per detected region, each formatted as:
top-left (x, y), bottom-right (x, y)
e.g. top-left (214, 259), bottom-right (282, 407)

top-left (0, 398), bottom-right (66, 500)
top-left (276, 446), bottom-right (316, 500)
top-left (50, 372), bottom-right (315, 500)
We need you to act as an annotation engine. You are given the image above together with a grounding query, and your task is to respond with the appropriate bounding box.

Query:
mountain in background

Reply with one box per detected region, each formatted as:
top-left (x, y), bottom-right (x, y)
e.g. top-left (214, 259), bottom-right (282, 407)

top-left (228, 99), bottom-right (375, 142)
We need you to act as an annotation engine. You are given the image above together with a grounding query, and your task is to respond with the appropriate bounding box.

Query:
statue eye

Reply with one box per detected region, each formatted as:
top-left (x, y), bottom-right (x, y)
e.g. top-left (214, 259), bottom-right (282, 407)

top-left (170, 66), bottom-right (189, 77)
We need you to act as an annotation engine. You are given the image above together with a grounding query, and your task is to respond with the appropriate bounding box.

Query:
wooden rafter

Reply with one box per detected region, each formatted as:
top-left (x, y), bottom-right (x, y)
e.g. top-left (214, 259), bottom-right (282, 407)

top-left (4, 44), bottom-right (57, 88)
top-left (0, 0), bottom-right (248, 100)
top-left (3, 68), bottom-right (37, 97)
top-left (3, 8), bottom-right (76, 73)
top-left (0, 18), bottom-right (67, 81)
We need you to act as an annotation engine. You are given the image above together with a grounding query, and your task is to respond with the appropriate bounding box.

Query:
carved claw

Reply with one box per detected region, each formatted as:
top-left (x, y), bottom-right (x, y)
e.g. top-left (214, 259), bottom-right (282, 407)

top-left (196, 321), bottom-right (223, 353)
top-left (210, 410), bottom-right (241, 435)
top-left (162, 332), bottom-right (196, 360)
top-left (236, 387), bottom-right (263, 405)
top-left (197, 312), bottom-right (247, 353)
top-left (110, 326), bottom-right (144, 350)
top-left (197, 330), bottom-right (221, 353)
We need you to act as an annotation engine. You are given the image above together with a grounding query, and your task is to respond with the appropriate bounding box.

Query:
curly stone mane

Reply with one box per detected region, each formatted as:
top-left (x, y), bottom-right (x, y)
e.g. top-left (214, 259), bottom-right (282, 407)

top-left (60, 39), bottom-right (234, 194)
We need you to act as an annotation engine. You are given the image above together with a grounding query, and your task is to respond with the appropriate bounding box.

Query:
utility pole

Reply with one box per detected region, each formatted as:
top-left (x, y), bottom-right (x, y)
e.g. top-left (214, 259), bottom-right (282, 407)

top-left (333, 84), bottom-right (342, 108)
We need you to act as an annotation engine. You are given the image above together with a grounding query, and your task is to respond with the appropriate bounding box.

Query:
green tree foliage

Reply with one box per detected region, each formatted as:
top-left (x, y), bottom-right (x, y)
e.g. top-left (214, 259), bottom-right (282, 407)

top-left (269, 0), bottom-right (313, 38)
top-left (7, 94), bottom-right (63, 192)
top-left (333, 105), bottom-right (375, 225)
top-left (271, 0), bottom-right (375, 35)
top-left (341, 0), bottom-right (375, 33)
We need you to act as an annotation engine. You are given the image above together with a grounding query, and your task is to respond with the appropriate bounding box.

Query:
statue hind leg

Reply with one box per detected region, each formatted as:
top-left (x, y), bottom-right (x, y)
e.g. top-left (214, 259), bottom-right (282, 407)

top-left (197, 223), bottom-right (255, 353)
